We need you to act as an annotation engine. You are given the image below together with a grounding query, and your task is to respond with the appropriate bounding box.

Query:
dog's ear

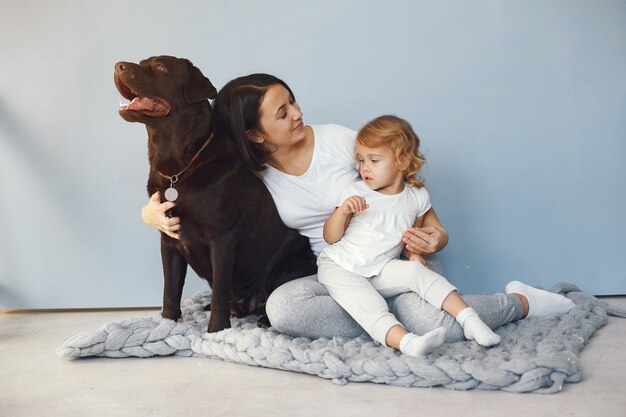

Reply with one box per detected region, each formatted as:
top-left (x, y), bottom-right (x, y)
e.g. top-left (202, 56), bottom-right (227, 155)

top-left (185, 65), bottom-right (218, 104)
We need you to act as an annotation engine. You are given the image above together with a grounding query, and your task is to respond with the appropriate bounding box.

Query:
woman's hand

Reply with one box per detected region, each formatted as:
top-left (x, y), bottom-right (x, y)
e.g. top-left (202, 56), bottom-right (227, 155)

top-left (402, 208), bottom-right (448, 255)
top-left (141, 192), bottom-right (181, 239)
top-left (402, 226), bottom-right (445, 255)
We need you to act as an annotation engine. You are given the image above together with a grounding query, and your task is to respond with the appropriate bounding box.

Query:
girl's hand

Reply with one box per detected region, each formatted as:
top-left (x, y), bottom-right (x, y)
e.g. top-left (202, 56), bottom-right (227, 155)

top-left (402, 226), bottom-right (444, 255)
top-left (141, 192), bottom-right (181, 240)
top-left (341, 195), bottom-right (368, 215)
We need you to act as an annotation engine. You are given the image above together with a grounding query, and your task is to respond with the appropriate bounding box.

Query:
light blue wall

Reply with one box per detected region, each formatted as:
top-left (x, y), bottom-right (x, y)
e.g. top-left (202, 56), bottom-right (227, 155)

top-left (1, 0), bottom-right (624, 309)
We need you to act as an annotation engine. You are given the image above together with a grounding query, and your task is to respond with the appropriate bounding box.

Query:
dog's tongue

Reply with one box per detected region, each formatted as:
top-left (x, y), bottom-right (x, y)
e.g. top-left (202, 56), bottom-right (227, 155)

top-left (127, 96), bottom-right (155, 111)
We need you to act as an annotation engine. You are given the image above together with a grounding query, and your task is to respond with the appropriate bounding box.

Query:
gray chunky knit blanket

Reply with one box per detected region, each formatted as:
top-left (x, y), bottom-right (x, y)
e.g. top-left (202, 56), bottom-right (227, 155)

top-left (57, 283), bottom-right (625, 393)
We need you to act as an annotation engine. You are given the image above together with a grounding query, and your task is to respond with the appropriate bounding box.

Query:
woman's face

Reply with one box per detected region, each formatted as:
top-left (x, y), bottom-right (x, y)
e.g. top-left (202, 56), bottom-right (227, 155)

top-left (254, 84), bottom-right (306, 149)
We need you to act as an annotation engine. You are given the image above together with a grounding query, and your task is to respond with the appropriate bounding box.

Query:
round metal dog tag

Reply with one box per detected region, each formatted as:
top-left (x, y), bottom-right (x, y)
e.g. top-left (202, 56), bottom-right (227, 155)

top-left (164, 187), bottom-right (178, 202)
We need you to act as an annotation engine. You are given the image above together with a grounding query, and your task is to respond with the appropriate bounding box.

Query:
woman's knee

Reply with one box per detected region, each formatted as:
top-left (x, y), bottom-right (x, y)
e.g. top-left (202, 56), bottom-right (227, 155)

top-left (265, 276), bottom-right (322, 330)
top-left (265, 285), bottom-right (285, 327)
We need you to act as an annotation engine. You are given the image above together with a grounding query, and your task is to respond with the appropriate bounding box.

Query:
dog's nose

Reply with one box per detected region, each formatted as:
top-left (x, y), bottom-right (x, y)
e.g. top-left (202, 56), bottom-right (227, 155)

top-left (115, 62), bottom-right (128, 72)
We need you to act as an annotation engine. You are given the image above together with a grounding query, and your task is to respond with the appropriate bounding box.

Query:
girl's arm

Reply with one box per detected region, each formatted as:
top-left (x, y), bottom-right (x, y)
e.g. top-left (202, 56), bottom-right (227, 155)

top-left (323, 195), bottom-right (368, 244)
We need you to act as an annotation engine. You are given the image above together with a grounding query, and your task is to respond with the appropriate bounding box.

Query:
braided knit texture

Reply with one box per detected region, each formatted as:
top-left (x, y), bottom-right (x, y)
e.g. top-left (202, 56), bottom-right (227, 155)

top-left (57, 283), bottom-right (625, 393)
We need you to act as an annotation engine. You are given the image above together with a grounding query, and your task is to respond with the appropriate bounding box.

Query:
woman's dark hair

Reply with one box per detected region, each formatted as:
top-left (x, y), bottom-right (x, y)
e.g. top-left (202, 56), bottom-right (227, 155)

top-left (213, 73), bottom-right (295, 171)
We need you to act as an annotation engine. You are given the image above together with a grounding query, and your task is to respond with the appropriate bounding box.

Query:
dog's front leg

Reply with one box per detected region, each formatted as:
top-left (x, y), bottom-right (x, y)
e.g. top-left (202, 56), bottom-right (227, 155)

top-left (207, 236), bottom-right (237, 333)
top-left (160, 240), bottom-right (187, 321)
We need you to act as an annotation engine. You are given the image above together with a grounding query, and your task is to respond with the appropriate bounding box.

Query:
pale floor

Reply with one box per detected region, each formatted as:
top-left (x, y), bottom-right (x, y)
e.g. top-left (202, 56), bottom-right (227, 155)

top-left (1, 297), bottom-right (626, 417)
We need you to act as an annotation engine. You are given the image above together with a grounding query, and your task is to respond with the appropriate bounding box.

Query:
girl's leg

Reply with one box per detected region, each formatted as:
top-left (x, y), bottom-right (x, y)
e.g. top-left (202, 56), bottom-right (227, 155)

top-left (310, 255), bottom-right (446, 356)
top-left (315, 256), bottom-right (401, 346)
top-left (372, 260), bottom-right (500, 346)
top-left (370, 259), bottom-right (456, 308)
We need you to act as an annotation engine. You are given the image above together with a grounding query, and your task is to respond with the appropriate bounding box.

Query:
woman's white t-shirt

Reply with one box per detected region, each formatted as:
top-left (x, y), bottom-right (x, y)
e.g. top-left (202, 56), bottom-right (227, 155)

top-left (321, 181), bottom-right (432, 277)
top-left (258, 124), bottom-right (359, 257)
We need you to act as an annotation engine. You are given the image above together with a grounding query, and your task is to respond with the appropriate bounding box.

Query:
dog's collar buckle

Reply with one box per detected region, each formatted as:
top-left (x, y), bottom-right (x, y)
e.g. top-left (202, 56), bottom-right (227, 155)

top-left (164, 186), bottom-right (179, 202)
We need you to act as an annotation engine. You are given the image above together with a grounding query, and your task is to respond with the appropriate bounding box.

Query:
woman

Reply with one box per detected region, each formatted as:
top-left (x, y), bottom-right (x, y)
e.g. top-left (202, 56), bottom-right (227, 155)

top-left (141, 73), bottom-right (574, 343)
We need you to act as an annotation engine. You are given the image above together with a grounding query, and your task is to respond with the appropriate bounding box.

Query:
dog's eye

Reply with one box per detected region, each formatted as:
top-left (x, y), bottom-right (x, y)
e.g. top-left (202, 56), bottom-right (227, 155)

top-left (152, 63), bottom-right (167, 72)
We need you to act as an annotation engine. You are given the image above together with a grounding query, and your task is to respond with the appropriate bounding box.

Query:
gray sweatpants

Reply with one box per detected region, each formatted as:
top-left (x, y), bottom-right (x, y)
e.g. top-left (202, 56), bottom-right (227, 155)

top-left (266, 256), bottom-right (524, 343)
top-left (317, 254), bottom-right (458, 345)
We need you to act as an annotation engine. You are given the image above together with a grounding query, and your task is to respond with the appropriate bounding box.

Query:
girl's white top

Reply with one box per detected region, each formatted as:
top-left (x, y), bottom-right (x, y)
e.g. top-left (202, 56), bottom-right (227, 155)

top-left (321, 180), bottom-right (432, 277)
top-left (259, 124), bottom-right (360, 257)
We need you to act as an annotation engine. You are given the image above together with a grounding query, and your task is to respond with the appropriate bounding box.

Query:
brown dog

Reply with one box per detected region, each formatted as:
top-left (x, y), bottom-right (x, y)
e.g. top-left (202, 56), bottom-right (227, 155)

top-left (114, 56), bottom-right (316, 332)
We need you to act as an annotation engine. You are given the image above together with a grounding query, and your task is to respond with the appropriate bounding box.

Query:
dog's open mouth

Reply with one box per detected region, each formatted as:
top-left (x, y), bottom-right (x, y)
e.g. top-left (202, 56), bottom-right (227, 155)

top-left (120, 96), bottom-right (171, 116)
top-left (116, 77), bottom-right (171, 118)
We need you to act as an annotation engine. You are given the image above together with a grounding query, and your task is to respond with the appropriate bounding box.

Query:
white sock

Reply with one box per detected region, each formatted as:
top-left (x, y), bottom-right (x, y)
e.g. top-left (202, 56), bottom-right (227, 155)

top-left (505, 280), bottom-right (575, 318)
top-left (456, 307), bottom-right (501, 347)
top-left (399, 327), bottom-right (446, 357)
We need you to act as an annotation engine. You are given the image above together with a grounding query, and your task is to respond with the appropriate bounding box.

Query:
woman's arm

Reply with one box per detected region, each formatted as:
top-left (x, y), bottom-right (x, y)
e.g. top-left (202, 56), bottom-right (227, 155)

top-left (141, 192), bottom-right (181, 240)
top-left (323, 195), bottom-right (368, 244)
top-left (402, 208), bottom-right (448, 255)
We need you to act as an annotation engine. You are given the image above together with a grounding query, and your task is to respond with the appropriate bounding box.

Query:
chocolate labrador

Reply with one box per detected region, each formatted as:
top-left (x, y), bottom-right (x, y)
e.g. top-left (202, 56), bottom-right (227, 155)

top-left (114, 56), bottom-right (316, 332)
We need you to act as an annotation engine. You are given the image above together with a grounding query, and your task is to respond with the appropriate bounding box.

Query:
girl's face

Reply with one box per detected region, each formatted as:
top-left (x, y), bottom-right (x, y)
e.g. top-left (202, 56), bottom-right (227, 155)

top-left (355, 142), bottom-right (405, 195)
top-left (254, 84), bottom-right (306, 150)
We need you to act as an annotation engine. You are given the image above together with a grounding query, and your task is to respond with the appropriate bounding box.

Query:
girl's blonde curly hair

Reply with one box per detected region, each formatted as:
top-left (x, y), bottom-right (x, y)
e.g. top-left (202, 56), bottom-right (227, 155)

top-left (356, 115), bottom-right (426, 188)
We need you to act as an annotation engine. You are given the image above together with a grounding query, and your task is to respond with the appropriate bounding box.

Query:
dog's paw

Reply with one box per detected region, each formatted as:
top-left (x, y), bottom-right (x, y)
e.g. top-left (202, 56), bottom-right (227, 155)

top-left (161, 308), bottom-right (182, 322)
top-left (207, 316), bottom-right (231, 333)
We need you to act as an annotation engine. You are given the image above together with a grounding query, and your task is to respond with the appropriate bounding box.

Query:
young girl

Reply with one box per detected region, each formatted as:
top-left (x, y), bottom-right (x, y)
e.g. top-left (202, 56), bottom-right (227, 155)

top-left (318, 115), bottom-right (502, 357)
